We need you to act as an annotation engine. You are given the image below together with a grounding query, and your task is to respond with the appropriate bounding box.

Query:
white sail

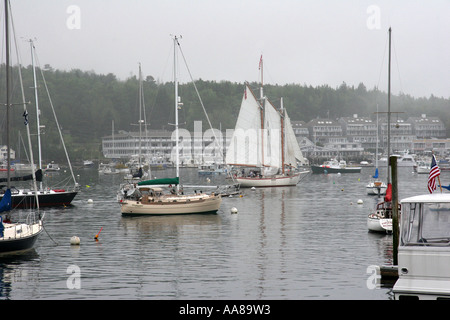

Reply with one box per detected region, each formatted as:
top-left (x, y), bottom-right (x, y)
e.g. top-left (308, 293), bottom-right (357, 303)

top-left (284, 109), bottom-right (306, 166)
top-left (263, 98), bottom-right (282, 172)
top-left (226, 84), bottom-right (262, 167)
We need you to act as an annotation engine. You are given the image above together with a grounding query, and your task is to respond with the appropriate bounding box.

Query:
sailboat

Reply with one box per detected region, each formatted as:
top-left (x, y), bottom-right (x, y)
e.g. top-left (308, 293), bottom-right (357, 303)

top-left (123, 63), bottom-right (150, 181)
top-left (366, 170), bottom-right (387, 195)
top-left (0, 0), bottom-right (43, 252)
top-left (118, 64), bottom-right (151, 200)
top-left (119, 36), bottom-right (222, 215)
top-left (0, 39), bottom-right (78, 209)
top-left (226, 58), bottom-right (309, 187)
top-left (366, 105), bottom-right (387, 195)
top-left (367, 28), bottom-right (397, 233)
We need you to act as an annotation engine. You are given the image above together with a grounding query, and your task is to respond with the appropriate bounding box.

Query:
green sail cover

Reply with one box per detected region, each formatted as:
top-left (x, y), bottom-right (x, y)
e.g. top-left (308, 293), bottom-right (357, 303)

top-left (137, 177), bottom-right (179, 186)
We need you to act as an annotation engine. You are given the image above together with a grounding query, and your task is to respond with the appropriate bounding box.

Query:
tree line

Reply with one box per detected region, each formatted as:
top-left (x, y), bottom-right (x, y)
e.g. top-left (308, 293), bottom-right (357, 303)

top-left (0, 64), bottom-right (449, 162)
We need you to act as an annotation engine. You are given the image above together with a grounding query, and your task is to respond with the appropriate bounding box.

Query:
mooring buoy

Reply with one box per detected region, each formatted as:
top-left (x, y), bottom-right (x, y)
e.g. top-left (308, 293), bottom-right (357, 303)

top-left (70, 236), bottom-right (80, 245)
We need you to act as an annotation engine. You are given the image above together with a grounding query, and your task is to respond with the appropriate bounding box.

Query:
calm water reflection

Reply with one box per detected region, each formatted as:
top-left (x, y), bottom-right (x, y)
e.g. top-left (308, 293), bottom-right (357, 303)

top-left (0, 166), bottom-right (445, 299)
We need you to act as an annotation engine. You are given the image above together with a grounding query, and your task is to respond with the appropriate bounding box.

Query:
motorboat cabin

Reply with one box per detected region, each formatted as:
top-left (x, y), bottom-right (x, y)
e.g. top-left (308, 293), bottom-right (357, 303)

top-left (393, 193), bottom-right (450, 300)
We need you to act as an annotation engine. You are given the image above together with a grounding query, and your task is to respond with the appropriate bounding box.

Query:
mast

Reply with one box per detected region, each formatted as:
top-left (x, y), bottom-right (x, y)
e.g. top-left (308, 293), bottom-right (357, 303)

top-left (259, 55), bottom-right (264, 169)
top-left (138, 63), bottom-right (143, 168)
top-left (375, 104), bottom-right (379, 170)
top-left (30, 39), bottom-right (43, 189)
top-left (173, 36), bottom-right (180, 185)
top-left (5, 0), bottom-right (11, 188)
top-left (387, 27), bottom-right (391, 184)
top-left (259, 55), bottom-right (264, 99)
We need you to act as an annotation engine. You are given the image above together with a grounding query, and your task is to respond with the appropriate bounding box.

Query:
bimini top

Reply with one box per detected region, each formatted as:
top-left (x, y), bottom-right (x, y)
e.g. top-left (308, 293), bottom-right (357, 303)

top-left (138, 177), bottom-right (179, 186)
top-left (401, 193), bottom-right (450, 204)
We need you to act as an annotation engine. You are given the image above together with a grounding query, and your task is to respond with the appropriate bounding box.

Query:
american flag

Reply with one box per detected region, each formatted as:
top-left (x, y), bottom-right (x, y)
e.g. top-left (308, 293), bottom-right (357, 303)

top-left (428, 154), bottom-right (440, 193)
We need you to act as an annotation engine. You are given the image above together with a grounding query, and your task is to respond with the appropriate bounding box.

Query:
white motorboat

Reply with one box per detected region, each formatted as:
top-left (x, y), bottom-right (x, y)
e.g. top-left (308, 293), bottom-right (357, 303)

top-left (311, 158), bottom-right (361, 174)
top-left (416, 160), bottom-right (429, 174)
top-left (393, 193), bottom-right (450, 300)
top-left (198, 163), bottom-right (226, 175)
top-left (45, 161), bottom-right (60, 172)
top-left (378, 150), bottom-right (417, 169)
top-left (83, 160), bottom-right (94, 167)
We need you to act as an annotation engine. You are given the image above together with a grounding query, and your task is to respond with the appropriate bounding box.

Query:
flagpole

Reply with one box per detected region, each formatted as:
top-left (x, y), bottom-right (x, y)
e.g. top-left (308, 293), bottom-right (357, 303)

top-left (433, 154), bottom-right (442, 193)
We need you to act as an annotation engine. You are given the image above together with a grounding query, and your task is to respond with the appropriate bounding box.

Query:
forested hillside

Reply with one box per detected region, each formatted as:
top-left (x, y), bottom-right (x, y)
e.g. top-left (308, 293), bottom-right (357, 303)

top-left (1, 65), bottom-right (449, 162)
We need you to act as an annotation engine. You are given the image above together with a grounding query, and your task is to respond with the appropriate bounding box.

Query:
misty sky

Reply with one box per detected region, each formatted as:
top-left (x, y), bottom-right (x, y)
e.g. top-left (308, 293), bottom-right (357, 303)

top-left (6, 0), bottom-right (450, 98)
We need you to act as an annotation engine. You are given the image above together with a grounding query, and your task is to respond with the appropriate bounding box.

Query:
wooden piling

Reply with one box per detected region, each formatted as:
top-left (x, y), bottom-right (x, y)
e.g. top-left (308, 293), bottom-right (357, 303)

top-left (391, 156), bottom-right (399, 266)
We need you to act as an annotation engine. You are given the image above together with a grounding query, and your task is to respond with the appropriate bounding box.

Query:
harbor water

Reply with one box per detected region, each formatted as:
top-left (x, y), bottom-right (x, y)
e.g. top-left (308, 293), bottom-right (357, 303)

top-left (0, 166), bottom-right (447, 300)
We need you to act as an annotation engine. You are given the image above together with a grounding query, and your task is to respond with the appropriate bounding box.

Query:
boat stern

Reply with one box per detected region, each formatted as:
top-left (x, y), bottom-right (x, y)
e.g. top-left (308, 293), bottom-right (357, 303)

top-left (394, 246), bottom-right (450, 300)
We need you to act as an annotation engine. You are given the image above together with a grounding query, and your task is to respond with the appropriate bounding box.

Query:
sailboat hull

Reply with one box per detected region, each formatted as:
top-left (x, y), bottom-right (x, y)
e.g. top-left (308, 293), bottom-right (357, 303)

top-left (0, 190), bottom-right (78, 209)
top-left (120, 194), bottom-right (222, 216)
top-left (0, 222), bottom-right (43, 253)
top-left (235, 172), bottom-right (307, 188)
top-left (366, 183), bottom-right (388, 195)
top-left (367, 216), bottom-right (392, 233)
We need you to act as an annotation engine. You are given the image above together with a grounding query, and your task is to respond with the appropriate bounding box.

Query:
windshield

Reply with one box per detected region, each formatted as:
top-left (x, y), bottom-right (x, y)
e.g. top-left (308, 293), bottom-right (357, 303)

top-left (401, 202), bottom-right (450, 246)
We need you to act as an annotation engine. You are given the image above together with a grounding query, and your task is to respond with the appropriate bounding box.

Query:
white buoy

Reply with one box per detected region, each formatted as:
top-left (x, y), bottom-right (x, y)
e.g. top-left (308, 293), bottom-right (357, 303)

top-left (357, 199), bottom-right (363, 205)
top-left (87, 199), bottom-right (93, 204)
top-left (231, 207), bottom-right (238, 214)
top-left (70, 236), bottom-right (81, 245)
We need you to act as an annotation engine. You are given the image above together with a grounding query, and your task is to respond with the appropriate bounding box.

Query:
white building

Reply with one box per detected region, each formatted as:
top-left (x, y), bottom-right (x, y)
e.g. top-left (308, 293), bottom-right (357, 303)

top-left (0, 145), bottom-right (15, 162)
top-left (102, 125), bottom-right (229, 166)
